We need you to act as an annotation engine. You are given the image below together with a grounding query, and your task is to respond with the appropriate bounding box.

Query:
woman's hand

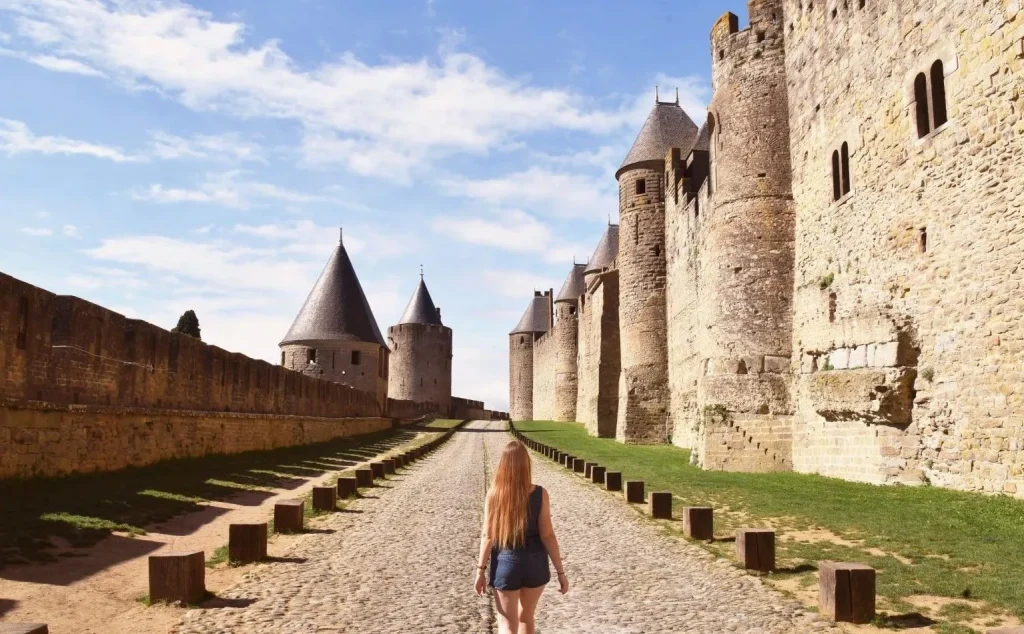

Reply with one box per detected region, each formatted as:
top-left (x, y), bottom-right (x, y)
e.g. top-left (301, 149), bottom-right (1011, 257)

top-left (474, 569), bottom-right (487, 596)
top-left (557, 571), bottom-right (570, 595)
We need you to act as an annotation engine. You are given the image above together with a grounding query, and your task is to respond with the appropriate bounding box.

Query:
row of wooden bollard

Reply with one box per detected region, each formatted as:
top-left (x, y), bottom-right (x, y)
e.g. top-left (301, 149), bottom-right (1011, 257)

top-left (509, 425), bottom-right (879, 626)
top-left (143, 428), bottom-right (460, 607)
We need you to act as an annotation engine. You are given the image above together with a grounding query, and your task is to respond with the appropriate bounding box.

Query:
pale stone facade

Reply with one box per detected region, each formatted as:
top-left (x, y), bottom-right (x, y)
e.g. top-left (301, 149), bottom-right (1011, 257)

top-left (514, 0), bottom-right (1024, 497)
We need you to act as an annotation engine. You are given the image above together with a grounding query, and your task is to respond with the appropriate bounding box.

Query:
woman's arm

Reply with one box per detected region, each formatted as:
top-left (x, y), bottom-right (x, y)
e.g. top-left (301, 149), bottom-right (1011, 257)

top-left (538, 489), bottom-right (569, 593)
top-left (474, 499), bottom-right (493, 595)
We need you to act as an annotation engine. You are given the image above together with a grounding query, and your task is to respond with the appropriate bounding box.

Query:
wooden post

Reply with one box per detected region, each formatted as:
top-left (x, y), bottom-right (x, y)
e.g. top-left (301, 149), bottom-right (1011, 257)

top-left (683, 507), bottom-right (714, 540)
top-left (370, 462), bottom-right (386, 479)
top-left (355, 468), bottom-right (374, 488)
top-left (148, 551), bottom-right (205, 604)
top-left (229, 523), bottom-right (268, 564)
top-left (0, 625), bottom-right (49, 634)
top-left (393, 455), bottom-right (404, 469)
top-left (312, 486), bottom-right (337, 512)
top-left (649, 492), bottom-right (672, 519)
top-left (584, 462), bottom-right (597, 479)
top-left (274, 499), bottom-right (304, 533)
top-left (736, 529), bottom-right (775, 572)
top-left (624, 480), bottom-right (644, 503)
top-left (337, 476), bottom-right (357, 499)
top-left (591, 466), bottom-right (606, 484)
top-left (572, 458), bottom-right (586, 474)
top-left (605, 471), bottom-right (623, 491)
top-left (819, 562), bottom-right (876, 624)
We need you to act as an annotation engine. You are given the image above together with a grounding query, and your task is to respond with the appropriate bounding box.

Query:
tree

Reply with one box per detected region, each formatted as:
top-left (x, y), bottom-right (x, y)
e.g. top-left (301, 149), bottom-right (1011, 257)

top-left (172, 310), bottom-right (202, 340)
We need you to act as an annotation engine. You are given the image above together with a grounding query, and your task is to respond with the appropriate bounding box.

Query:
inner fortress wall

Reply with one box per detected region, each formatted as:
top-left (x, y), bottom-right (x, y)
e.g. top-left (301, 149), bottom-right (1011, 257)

top-left (508, 334), bottom-right (535, 421)
top-left (784, 0), bottom-right (1024, 494)
top-left (531, 330), bottom-right (557, 421)
top-left (576, 271), bottom-right (620, 438)
top-left (387, 323), bottom-right (452, 412)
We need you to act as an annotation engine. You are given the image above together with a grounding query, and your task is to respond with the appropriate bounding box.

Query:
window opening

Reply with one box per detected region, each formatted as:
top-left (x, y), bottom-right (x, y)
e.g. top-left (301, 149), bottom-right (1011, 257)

top-left (914, 73), bottom-right (930, 138)
top-left (930, 60), bottom-right (948, 128)
top-left (635, 178), bottom-right (646, 195)
top-left (840, 142), bottom-right (851, 195)
top-left (351, 350), bottom-right (361, 365)
top-left (307, 348), bottom-right (316, 363)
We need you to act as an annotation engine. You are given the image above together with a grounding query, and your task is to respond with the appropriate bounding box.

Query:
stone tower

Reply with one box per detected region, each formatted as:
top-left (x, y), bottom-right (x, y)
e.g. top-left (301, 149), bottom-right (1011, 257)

top-left (616, 97), bottom-right (699, 443)
top-left (280, 229), bottom-right (389, 412)
top-left (509, 291), bottom-right (552, 421)
top-left (553, 263), bottom-right (586, 422)
top-left (698, 1), bottom-right (795, 454)
top-left (387, 274), bottom-right (452, 411)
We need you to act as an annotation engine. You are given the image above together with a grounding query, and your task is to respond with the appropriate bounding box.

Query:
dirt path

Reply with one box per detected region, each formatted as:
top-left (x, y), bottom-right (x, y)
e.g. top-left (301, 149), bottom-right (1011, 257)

top-left (0, 427), bottom-right (432, 634)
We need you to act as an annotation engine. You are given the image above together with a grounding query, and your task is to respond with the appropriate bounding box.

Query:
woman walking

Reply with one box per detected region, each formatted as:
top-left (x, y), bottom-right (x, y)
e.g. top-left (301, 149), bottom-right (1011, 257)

top-left (475, 440), bottom-right (569, 634)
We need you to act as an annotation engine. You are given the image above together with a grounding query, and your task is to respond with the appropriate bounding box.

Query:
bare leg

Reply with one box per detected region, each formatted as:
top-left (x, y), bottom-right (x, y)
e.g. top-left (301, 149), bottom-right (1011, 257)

top-left (494, 589), bottom-right (521, 634)
top-left (517, 585), bottom-right (545, 634)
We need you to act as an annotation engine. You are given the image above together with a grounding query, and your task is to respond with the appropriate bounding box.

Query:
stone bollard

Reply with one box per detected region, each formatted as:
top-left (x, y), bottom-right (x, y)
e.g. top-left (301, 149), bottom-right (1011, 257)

top-left (355, 468), bottom-right (373, 488)
top-left (573, 458), bottom-right (586, 474)
top-left (229, 522), bottom-right (268, 564)
top-left (590, 465), bottom-right (606, 484)
top-left (312, 486), bottom-right (337, 512)
top-left (649, 492), bottom-right (673, 519)
top-left (337, 477), bottom-right (357, 499)
top-left (624, 481), bottom-right (644, 503)
top-left (683, 507), bottom-right (714, 540)
top-left (819, 562), bottom-right (875, 624)
top-left (382, 458), bottom-right (396, 475)
top-left (149, 551), bottom-right (206, 605)
top-left (604, 471), bottom-right (623, 491)
top-left (584, 462), bottom-right (597, 479)
top-left (736, 529), bottom-right (776, 572)
top-left (274, 499), bottom-right (304, 533)
top-left (370, 462), bottom-right (386, 480)
top-left (0, 625), bottom-right (49, 634)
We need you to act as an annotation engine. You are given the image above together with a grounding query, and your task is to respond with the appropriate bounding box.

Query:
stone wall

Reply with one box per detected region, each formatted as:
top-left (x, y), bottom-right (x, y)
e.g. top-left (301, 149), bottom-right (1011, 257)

top-left (616, 166), bottom-right (670, 444)
top-left (386, 322), bottom-right (452, 412)
top-left (553, 301), bottom-right (580, 422)
top-left (0, 272), bottom-right (381, 418)
top-left (784, 0), bottom-right (1024, 494)
top-left (450, 396), bottom-right (488, 421)
top-left (281, 340), bottom-right (388, 411)
top-left (0, 401), bottom-right (392, 479)
top-left (531, 330), bottom-right (556, 421)
top-left (508, 334), bottom-right (535, 421)
top-left (576, 271), bottom-right (620, 437)
top-left (700, 408), bottom-right (793, 473)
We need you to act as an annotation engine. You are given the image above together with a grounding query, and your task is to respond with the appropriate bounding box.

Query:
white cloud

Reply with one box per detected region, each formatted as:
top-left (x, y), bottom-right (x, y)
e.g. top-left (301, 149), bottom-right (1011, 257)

top-left (0, 45), bottom-right (104, 76)
top-left (146, 130), bottom-right (265, 163)
top-left (0, 0), bottom-right (644, 179)
top-left (62, 224), bottom-right (79, 237)
top-left (481, 269), bottom-right (560, 300)
top-left (431, 210), bottom-right (584, 265)
top-left (441, 167), bottom-right (616, 221)
top-left (19, 226), bottom-right (52, 236)
top-left (66, 267), bottom-right (148, 290)
top-left (0, 118), bottom-right (136, 162)
top-left (233, 220), bottom-right (413, 260)
top-left (131, 171), bottom-right (326, 209)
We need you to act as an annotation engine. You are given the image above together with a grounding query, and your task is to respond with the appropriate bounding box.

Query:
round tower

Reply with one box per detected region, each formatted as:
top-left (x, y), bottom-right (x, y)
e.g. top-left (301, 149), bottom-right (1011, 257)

top-left (280, 229), bottom-right (389, 412)
top-left (508, 291), bottom-right (552, 421)
top-left (702, 0), bottom-right (795, 385)
top-left (553, 263), bottom-right (586, 422)
top-left (615, 97), bottom-right (699, 444)
top-left (387, 274), bottom-right (452, 412)
top-left (582, 224), bottom-right (619, 289)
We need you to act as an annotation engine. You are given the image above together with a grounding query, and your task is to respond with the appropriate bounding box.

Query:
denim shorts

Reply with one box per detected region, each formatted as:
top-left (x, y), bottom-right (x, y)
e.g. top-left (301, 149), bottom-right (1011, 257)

top-left (489, 550), bottom-right (551, 591)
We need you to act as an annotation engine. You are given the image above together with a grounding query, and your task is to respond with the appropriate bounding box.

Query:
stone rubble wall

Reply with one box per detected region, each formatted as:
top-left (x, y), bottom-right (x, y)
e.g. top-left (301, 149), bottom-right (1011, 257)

top-left (576, 271), bottom-right (620, 438)
top-left (531, 330), bottom-right (557, 421)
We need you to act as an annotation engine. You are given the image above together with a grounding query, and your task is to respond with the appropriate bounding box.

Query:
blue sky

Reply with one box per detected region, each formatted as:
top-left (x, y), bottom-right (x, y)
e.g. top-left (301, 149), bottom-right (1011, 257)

top-left (0, 0), bottom-right (747, 411)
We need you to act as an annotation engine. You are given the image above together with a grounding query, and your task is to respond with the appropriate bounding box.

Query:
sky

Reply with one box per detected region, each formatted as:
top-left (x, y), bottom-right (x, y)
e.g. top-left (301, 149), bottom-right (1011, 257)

top-left (0, 0), bottom-right (748, 412)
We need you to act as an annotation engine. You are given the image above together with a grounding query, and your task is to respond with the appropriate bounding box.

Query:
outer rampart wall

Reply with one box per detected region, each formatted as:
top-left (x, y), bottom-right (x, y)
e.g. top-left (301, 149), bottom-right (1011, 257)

top-left (577, 271), bottom-right (620, 438)
top-left (531, 330), bottom-right (556, 421)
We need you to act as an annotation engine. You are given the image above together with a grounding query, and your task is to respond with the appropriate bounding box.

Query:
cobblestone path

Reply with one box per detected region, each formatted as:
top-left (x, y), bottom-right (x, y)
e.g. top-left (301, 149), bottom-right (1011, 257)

top-left (175, 420), bottom-right (838, 633)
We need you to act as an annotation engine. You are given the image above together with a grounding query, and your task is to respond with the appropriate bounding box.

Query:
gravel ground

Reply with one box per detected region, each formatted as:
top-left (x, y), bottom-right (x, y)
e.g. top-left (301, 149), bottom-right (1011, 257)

top-left (174, 420), bottom-right (840, 633)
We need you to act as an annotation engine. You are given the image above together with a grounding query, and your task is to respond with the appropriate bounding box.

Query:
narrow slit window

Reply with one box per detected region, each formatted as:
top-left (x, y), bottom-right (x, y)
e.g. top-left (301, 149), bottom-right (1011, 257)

top-left (831, 150), bottom-right (842, 201)
top-left (281, 351), bottom-right (285, 365)
top-left (930, 60), bottom-right (948, 128)
top-left (840, 142), bottom-right (851, 195)
top-left (914, 73), bottom-right (930, 138)
top-left (16, 297), bottom-right (28, 349)
top-left (918, 227), bottom-right (928, 253)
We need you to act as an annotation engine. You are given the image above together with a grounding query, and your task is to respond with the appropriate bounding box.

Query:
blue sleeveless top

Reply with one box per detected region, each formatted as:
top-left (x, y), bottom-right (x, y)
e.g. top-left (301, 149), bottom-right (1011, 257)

top-left (493, 485), bottom-right (546, 555)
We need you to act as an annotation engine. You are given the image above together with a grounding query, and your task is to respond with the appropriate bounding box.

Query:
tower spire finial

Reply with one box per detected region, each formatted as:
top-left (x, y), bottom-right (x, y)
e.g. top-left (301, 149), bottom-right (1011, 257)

top-left (420, 264), bottom-right (424, 280)
top-left (675, 87), bottom-right (679, 104)
top-left (339, 226), bottom-right (343, 245)
top-left (655, 85), bottom-right (659, 102)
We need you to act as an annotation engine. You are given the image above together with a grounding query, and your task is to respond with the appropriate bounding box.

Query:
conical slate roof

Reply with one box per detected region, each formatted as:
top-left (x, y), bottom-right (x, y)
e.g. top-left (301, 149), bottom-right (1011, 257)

top-left (617, 101), bottom-right (700, 178)
top-left (583, 225), bottom-right (619, 276)
top-left (280, 235), bottom-right (386, 347)
top-left (398, 277), bottom-right (443, 326)
top-left (555, 264), bottom-right (587, 303)
top-left (510, 295), bottom-right (552, 336)
top-left (694, 120), bottom-right (710, 152)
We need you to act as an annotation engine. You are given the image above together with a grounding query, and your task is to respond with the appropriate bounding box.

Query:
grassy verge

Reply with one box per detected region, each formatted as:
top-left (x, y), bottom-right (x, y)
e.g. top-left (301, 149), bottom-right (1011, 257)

top-left (0, 422), bottom-right (451, 567)
top-left (516, 420), bottom-right (1024, 630)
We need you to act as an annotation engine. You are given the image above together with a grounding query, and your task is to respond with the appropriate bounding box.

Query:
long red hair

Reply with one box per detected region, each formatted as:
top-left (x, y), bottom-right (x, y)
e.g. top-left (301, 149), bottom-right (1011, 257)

top-left (485, 441), bottom-right (533, 549)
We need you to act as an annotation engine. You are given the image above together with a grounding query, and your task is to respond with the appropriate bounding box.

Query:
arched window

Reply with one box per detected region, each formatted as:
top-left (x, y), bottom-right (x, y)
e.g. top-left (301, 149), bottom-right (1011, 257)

top-left (930, 60), bottom-right (948, 128)
top-left (914, 73), bottom-right (930, 138)
top-left (831, 150), bottom-right (842, 201)
top-left (840, 142), bottom-right (851, 195)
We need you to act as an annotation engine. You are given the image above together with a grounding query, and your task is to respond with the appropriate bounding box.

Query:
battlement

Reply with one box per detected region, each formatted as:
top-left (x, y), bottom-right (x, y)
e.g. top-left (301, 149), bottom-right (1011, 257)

top-left (710, 0), bottom-right (786, 89)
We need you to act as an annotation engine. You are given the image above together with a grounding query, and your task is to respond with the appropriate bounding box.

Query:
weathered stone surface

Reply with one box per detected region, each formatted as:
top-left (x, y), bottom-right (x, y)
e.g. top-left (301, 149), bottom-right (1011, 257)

top-left (0, 625), bottom-right (48, 634)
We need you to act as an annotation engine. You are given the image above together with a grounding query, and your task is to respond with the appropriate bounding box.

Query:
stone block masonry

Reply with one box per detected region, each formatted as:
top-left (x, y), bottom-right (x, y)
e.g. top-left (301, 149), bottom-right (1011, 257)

top-left (532, 330), bottom-right (557, 421)
top-left (576, 271), bottom-right (619, 437)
